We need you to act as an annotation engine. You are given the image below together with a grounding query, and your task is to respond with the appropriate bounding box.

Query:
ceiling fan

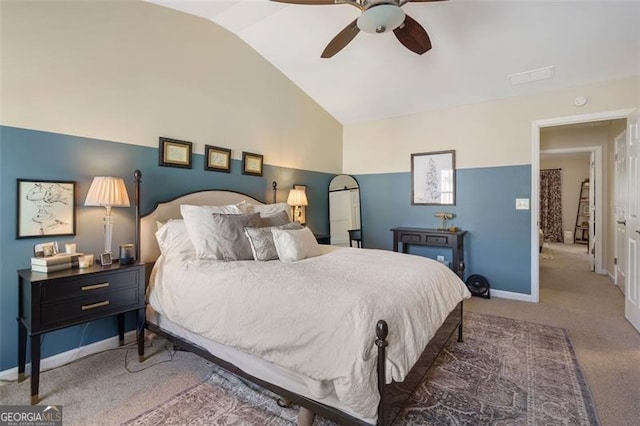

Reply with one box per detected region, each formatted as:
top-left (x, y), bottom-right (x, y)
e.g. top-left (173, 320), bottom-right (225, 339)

top-left (270, 0), bottom-right (446, 58)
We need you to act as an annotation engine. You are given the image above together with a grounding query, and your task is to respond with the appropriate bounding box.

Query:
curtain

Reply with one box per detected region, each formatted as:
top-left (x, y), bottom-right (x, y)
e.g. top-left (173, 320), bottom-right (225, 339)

top-left (540, 169), bottom-right (563, 242)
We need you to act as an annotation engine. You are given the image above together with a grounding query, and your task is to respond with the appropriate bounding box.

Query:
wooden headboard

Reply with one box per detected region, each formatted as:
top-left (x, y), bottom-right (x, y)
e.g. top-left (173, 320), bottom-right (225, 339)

top-left (134, 170), bottom-right (268, 264)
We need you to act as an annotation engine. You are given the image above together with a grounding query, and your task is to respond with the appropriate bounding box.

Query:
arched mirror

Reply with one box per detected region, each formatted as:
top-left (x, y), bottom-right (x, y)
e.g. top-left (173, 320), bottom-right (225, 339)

top-left (329, 175), bottom-right (362, 247)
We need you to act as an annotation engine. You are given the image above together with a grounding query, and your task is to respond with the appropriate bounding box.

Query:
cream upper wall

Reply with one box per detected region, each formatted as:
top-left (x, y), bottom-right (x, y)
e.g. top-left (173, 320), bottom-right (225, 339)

top-left (0, 1), bottom-right (342, 173)
top-left (343, 76), bottom-right (639, 174)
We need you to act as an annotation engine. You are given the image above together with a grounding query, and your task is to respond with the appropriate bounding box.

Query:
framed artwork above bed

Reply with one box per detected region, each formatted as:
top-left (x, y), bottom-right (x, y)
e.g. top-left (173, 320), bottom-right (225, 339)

top-left (159, 137), bottom-right (192, 169)
top-left (242, 151), bottom-right (263, 177)
top-left (205, 145), bottom-right (231, 173)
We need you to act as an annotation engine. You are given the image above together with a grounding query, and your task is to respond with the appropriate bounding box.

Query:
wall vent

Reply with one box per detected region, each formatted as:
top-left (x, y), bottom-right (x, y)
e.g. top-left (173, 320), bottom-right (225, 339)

top-left (508, 65), bottom-right (554, 86)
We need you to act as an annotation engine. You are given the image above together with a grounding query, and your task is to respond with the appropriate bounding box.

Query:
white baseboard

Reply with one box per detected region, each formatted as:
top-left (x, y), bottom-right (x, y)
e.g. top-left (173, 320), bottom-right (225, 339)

top-left (0, 331), bottom-right (136, 381)
top-left (607, 270), bottom-right (616, 283)
top-left (490, 289), bottom-right (536, 303)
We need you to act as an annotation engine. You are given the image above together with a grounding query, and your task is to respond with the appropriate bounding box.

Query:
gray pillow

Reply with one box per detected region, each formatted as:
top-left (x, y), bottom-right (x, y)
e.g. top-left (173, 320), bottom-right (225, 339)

top-left (245, 222), bottom-right (302, 261)
top-left (260, 210), bottom-right (291, 227)
top-left (211, 212), bottom-right (263, 261)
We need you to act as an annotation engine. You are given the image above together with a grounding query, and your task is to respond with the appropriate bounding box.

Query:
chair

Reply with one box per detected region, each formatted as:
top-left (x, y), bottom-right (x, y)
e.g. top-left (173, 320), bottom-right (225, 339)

top-left (348, 229), bottom-right (362, 248)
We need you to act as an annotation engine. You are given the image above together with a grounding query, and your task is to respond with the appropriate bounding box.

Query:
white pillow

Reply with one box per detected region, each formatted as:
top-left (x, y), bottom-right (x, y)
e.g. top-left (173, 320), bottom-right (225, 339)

top-left (238, 201), bottom-right (292, 221)
top-left (272, 227), bottom-right (321, 263)
top-left (155, 219), bottom-right (195, 256)
top-left (180, 204), bottom-right (242, 259)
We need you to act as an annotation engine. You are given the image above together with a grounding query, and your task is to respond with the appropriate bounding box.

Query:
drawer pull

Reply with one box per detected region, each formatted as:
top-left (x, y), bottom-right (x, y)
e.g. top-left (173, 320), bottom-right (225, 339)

top-left (81, 300), bottom-right (109, 311)
top-left (81, 282), bottom-right (109, 291)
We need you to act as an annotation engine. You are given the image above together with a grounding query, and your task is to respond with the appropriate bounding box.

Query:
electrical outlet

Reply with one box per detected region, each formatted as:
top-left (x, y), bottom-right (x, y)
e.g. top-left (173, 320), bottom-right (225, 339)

top-left (516, 198), bottom-right (530, 210)
top-left (437, 255), bottom-right (445, 262)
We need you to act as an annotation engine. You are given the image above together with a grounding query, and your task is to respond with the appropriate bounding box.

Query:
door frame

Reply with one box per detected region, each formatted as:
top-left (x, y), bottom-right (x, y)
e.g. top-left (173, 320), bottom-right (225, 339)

top-left (530, 109), bottom-right (634, 303)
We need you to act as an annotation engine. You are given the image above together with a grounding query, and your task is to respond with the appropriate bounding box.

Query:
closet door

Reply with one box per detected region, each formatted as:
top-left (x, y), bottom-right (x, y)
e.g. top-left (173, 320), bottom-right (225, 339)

top-left (625, 113), bottom-right (640, 333)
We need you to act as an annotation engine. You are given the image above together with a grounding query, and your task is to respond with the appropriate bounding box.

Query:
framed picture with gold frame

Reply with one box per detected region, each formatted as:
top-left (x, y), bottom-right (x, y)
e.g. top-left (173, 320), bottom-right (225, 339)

top-left (205, 145), bottom-right (231, 173)
top-left (159, 137), bottom-right (192, 169)
top-left (242, 151), bottom-right (263, 177)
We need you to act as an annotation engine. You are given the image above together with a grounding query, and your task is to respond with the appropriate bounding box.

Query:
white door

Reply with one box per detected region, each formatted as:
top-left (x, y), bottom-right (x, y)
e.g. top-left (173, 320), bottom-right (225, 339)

top-left (614, 131), bottom-right (627, 294)
top-left (626, 112), bottom-right (640, 333)
top-left (588, 152), bottom-right (596, 271)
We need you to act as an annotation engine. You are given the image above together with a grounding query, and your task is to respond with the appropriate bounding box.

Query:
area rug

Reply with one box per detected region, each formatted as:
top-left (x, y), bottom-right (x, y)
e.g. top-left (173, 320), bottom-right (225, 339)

top-left (125, 312), bottom-right (599, 425)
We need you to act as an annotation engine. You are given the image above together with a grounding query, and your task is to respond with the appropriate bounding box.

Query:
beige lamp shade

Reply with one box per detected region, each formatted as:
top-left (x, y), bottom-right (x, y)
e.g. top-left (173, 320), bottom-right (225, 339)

top-left (84, 177), bottom-right (130, 207)
top-left (287, 188), bottom-right (308, 207)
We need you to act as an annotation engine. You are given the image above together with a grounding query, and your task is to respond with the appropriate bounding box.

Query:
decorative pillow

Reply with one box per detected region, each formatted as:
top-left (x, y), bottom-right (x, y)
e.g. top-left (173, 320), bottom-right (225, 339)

top-left (238, 201), bottom-right (292, 221)
top-left (180, 204), bottom-right (243, 259)
top-left (208, 212), bottom-right (263, 261)
top-left (244, 222), bottom-right (302, 261)
top-left (272, 227), bottom-right (321, 263)
top-left (260, 210), bottom-right (292, 227)
top-left (155, 219), bottom-right (195, 256)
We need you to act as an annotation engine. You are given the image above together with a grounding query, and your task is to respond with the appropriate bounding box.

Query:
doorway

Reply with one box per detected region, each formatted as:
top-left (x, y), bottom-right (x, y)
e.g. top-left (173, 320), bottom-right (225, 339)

top-left (530, 109), bottom-right (634, 303)
top-left (539, 150), bottom-right (594, 271)
top-left (540, 147), bottom-right (599, 273)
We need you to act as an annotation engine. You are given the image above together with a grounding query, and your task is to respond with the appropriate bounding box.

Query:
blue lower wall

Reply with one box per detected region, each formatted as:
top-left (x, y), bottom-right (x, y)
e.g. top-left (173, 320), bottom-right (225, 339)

top-left (356, 165), bottom-right (532, 295)
top-left (0, 126), bottom-right (334, 371)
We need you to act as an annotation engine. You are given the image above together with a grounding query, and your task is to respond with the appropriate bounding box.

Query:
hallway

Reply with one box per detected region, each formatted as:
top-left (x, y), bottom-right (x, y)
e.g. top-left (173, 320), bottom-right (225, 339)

top-left (466, 242), bottom-right (640, 425)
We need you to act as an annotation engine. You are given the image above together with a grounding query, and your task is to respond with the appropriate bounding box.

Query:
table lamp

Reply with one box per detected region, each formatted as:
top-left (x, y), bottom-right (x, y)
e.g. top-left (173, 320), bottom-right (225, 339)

top-left (287, 188), bottom-right (308, 224)
top-left (84, 177), bottom-right (130, 265)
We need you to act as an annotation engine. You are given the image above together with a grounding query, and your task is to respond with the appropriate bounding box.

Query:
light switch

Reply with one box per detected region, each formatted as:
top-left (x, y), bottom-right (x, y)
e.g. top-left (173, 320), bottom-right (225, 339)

top-left (516, 198), bottom-right (530, 210)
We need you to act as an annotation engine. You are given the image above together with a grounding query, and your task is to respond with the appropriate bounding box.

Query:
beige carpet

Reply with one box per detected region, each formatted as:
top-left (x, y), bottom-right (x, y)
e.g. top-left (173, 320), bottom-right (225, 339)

top-left (466, 242), bottom-right (640, 426)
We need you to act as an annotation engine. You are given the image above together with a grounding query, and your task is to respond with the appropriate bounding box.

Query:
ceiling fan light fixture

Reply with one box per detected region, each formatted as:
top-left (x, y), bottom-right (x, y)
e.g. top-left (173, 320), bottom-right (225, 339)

top-left (357, 4), bottom-right (405, 34)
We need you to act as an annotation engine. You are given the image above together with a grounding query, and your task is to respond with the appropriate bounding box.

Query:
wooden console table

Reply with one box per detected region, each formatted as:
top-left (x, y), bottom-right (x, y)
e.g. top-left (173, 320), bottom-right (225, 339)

top-left (391, 227), bottom-right (467, 279)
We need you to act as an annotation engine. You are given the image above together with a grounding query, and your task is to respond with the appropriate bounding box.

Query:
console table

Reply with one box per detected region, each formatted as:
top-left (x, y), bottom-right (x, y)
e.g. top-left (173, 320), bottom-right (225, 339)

top-left (391, 227), bottom-right (467, 279)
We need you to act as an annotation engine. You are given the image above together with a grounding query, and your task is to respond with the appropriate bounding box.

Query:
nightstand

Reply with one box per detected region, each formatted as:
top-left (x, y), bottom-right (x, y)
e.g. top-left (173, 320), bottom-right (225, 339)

top-left (17, 262), bottom-right (146, 404)
top-left (314, 233), bottom-right (331, 245)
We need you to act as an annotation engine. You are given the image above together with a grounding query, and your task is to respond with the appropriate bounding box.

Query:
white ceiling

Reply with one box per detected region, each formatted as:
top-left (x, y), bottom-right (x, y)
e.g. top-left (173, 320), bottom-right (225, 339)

top-left (148, 0), bottom-right (640, 125)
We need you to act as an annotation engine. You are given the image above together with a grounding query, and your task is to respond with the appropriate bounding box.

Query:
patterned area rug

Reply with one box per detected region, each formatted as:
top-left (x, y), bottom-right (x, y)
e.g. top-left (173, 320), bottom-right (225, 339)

top-left (125, 312), bottom-right (599, 425)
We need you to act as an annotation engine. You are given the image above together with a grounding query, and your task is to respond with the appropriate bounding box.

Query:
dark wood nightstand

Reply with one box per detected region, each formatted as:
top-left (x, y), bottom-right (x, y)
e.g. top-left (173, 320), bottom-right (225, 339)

top-left (314, 233), bottom-right (331, 245)
top-left (17, 261), bottom-right (146, 404)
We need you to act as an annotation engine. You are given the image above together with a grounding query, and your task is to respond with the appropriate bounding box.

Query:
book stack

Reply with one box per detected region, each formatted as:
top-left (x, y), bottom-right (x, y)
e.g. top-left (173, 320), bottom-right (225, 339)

top-left (31, 254), bottom-right (73, 273)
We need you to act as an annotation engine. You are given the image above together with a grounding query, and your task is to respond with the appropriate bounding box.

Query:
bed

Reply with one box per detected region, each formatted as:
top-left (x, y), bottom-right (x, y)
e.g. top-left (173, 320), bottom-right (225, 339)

top-left (133, 170), bottom-right (471, 425)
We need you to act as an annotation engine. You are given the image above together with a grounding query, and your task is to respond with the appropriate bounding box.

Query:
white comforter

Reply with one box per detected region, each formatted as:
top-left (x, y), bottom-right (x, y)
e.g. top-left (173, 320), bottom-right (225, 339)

top-left (148, 246), bottom-right (470, 418)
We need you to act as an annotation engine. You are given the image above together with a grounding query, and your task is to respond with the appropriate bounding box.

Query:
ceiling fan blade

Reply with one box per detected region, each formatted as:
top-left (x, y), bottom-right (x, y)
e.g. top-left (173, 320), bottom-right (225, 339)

top-left (321, 19), bottom-right (360, 58)
top-left (270, 0), bottom-right (336, 4)
top-left (393, 14), bottom-right (432, 55)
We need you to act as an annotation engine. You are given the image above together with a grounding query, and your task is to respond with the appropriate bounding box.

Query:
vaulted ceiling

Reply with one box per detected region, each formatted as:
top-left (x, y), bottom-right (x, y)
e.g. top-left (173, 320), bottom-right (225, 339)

top-left (148, 0), bottom-right (640, 125)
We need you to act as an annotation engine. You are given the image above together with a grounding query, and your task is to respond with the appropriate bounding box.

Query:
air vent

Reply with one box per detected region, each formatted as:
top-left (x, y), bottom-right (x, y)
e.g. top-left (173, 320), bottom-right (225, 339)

top-left (508, 65), bottom-right (554, 86)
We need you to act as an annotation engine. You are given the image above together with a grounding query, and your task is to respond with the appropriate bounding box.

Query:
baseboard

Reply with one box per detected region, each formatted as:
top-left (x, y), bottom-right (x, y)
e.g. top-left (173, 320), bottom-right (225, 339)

top-left (490, 289), bottom-right (536, 302)
top-left (606, 270), bottom-right (616, 283)
top-left (0, 330), bottom-right (136, 381)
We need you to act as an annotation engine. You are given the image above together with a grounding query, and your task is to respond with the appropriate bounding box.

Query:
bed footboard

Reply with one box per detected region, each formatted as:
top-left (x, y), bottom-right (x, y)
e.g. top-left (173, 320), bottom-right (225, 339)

top-left (377, 301), bottom-right (463, 425)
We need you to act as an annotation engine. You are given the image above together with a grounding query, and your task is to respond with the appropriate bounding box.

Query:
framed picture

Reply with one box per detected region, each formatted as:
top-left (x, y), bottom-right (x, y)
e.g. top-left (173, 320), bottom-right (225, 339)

top-left (204, 145), bottom-right (231, 173)
top-left (411, 150), bottom-right (456, 205)
top-left (293, 184), bottom-right (307, 224)
top-left (242, 151), bottom-right (263, 177)
top-left (159, 137), bottom-right (192, 169)
top-left (17, 179), bottom-right (76, 239)
top-left (33, 241), bottom-right (60, 257)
